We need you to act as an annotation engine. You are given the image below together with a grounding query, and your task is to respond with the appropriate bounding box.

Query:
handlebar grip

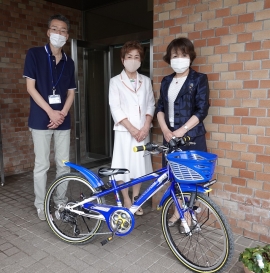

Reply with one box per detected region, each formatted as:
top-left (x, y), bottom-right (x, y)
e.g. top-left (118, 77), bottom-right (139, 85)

top-left (133, 145), bottom-right (146, 152)
top-left (133, 143), bottom-right (158, 152)
top-left (179, 135), bottom-right (191, 145)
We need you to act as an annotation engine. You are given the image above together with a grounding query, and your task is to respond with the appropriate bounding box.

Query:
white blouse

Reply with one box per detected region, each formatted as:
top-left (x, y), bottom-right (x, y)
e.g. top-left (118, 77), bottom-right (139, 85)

top-left (168, 76), bottom-right (187, 127)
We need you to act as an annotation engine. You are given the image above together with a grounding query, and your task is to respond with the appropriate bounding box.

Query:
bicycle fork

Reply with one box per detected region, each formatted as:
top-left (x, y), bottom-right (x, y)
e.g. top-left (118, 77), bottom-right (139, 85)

top-left (171, 190), bottom-right (200, 234)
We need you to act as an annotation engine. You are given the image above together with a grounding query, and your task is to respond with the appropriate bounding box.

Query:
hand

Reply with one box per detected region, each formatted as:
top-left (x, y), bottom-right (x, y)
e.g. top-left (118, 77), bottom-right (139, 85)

top-left (163, 128), bottom-right (174, 142)
top-left (47, 120), bottom-right (59, 129)
top-left (172, 127), bottom-right (186, 138)
top-left (137, 126), bottom-right (149, 142)
top-left (60, 110), bottom-right (67, 117)
top-left (128, 126), bottom-right (140, 140)
top-left (48, 110), bottom-right (64, 126)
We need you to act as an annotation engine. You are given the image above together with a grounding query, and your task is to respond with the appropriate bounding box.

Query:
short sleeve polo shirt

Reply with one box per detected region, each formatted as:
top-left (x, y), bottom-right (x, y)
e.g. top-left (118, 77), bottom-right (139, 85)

top-left (23, 44), bottom-right (76, 130)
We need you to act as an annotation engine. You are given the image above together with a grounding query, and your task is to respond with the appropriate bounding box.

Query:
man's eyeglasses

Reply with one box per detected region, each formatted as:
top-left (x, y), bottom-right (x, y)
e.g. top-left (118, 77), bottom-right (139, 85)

top-left (49, 27), bottom-right (68, 35)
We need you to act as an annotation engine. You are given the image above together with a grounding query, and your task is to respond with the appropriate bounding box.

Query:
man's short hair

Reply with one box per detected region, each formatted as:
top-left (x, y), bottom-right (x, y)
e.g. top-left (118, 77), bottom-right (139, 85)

top-left (48, 14), bottom-right (70, 31)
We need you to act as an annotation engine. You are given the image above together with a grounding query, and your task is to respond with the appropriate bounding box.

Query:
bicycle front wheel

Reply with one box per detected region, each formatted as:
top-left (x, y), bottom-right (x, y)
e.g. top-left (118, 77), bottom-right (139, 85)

top-left (161, 192), bottom-right (234, 273)
top-left (44, 173), bottom-right (105, 244)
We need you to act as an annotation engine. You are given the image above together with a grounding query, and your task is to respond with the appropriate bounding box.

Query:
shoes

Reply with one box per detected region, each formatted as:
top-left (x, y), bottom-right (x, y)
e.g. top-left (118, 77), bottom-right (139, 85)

top-left (54, 203), bottom-right (66, 210)
top-left (133, 196), bottom-right (143, 216)
top-left (135, 207), bottom-right (143, 216)
top-left (55, 210), bottom-right (61, 220)
top-left (178, 225), bottom-right (186, 234)
top-left (124, 199), bottom-right (132, 209)
top-left (168, 214), bottom-right (179, 227)
top-left (37, 208), bottom-right (46, 221)
top-left (54, 203), bottom-right (66, 220)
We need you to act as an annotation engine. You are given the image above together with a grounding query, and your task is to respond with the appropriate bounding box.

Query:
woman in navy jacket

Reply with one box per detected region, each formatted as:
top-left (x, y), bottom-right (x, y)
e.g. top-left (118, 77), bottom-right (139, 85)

top-left (156, 37), bottom-right (210, 227)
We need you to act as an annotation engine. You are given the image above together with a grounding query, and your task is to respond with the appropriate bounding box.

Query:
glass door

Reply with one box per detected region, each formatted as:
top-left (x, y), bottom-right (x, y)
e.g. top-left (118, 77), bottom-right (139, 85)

top-left (71, 40), bottom-right (112, 167)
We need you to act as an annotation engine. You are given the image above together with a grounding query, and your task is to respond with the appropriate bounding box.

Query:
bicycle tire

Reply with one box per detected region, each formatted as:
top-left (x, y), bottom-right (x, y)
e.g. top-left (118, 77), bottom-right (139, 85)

top-left (44, 172), bottom-right (105, 244)
top-left (161, 192), bottom-right (234, 273)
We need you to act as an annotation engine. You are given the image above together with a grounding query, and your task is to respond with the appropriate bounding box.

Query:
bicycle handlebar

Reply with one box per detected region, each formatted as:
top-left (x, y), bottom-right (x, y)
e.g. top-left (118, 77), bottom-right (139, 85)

top-left (133, 136), bottom-right (192, 153)
top-left (133, 142), bottom-right (158, 152)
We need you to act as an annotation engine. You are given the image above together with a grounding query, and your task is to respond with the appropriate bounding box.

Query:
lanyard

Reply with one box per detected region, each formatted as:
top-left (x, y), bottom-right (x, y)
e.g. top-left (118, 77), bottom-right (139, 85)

top-left (45, 45), bottom-right (66, 95)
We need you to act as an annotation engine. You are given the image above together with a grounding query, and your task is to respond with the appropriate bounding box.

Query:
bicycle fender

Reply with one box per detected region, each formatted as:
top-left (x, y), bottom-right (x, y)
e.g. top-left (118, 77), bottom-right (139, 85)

top-left (158, 183), bottom-right (210, 208)
top-left (63, 161), bottom-right (104, 188)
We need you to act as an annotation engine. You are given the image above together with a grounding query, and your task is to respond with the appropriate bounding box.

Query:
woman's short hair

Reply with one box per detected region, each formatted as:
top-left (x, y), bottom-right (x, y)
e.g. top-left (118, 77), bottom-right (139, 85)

top-left (120, 41), bottom-right (144, 61)
top-left (163, 37), bottom-right (196, 65)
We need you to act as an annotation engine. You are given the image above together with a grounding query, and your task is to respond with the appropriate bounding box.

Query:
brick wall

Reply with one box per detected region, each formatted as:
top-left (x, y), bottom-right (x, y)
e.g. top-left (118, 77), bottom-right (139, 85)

top-left (0, 0), bottom-right (82, 175)
top-left (153, 0), bottom-right (270, 243)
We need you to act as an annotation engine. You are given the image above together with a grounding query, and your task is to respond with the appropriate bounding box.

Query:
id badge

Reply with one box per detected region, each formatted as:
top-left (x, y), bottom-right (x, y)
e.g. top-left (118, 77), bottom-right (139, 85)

top-left (48, 95), bottom-right (61, 104)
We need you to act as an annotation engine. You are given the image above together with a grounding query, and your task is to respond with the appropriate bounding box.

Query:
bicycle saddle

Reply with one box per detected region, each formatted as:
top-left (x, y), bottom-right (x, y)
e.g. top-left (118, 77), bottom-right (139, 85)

top-left (98, 167), bottom-right (130, 177)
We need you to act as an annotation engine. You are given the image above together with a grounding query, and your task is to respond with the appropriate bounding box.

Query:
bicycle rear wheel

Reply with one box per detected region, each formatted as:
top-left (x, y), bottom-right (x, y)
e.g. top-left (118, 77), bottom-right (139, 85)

top-left (161, 192), bottom-right (234, 273)
top-left (44, 173), bottom-right (105, 244)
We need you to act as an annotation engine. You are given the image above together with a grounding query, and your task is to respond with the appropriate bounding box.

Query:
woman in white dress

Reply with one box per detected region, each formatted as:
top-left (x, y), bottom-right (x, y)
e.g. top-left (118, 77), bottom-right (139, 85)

top-left (109, 41), bottom-right (155, 215)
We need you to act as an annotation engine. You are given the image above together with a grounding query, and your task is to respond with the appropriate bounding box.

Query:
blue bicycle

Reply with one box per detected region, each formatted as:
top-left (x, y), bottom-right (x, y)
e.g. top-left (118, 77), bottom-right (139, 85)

top-left (44, 137), bottom-right (234, 273)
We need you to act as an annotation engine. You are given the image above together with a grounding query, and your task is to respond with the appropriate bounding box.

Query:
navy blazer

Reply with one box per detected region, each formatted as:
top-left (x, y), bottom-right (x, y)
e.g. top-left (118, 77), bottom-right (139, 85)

top-left (155, 68), bottom-right (210, 138)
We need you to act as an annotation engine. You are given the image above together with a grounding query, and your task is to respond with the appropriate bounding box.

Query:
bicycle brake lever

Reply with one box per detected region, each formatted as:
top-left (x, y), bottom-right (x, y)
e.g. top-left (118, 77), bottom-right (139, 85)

top-left (149, 150), bottom-right (161, 155)
top-left (143, 151), bottom-right (151, 157)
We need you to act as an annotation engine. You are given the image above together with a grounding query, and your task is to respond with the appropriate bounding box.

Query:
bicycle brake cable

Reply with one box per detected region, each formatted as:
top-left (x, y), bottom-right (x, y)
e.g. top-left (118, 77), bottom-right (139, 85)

top-left (176, 182), bottom-right (185, 207)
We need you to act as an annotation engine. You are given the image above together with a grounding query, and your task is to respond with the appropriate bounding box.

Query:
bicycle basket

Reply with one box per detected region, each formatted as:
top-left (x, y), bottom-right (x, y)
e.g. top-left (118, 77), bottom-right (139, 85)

top-left (167, 150), bottom-right (217, 183)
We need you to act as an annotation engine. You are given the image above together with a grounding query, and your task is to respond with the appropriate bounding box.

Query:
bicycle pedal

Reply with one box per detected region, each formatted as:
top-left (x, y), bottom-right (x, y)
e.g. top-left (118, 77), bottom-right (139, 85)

top-left (100, 236), bottom-right (113, 246)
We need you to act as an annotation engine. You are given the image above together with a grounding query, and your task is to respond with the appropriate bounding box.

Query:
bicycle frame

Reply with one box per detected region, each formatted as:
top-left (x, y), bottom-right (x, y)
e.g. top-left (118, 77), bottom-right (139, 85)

top-left (64, 161), bottom-right (212, 232)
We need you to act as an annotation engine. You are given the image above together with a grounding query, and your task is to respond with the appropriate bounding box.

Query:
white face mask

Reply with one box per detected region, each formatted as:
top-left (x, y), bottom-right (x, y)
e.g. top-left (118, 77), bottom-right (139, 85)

top-left (170, 58), bottom-right (190, 73)
top-left (50, 33), bottom-right (67, 48)
top-left (124, 59), bottom-right (141, 73)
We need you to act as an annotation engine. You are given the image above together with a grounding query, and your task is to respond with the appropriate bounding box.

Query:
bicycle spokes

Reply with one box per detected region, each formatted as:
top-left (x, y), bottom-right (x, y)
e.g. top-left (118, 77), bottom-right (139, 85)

top-left (161, 193), bottom-right (234, 273)
top-left (44, 173), bottom-right (105, 244)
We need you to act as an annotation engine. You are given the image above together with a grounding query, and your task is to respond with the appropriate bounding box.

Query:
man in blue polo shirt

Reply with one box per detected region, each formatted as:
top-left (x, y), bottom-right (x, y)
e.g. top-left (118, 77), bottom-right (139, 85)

top-left (23, 14), bottom-right (76, 220)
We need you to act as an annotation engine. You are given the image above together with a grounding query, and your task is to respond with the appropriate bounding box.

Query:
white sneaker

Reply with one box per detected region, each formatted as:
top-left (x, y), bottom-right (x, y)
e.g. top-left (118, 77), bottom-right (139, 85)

top-left (37, 208), bottom-right (46, 221)
top-left (54, 203), bottom-right (66, 220)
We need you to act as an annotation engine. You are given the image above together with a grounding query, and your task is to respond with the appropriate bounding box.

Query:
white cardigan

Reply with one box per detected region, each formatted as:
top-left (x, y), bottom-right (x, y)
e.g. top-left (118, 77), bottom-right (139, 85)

top-left (109, 70), bottom-right (155, 131)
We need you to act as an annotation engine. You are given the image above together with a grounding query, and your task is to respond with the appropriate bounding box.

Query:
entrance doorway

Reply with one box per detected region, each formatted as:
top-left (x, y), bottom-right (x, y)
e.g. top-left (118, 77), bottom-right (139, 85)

top-left (71, 40), bottom-right (111, 167)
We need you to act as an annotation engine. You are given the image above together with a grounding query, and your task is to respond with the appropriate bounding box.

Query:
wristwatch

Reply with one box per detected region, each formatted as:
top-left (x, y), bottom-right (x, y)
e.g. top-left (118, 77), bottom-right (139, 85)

top-left (184, 125), bottom-right (189, 131)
